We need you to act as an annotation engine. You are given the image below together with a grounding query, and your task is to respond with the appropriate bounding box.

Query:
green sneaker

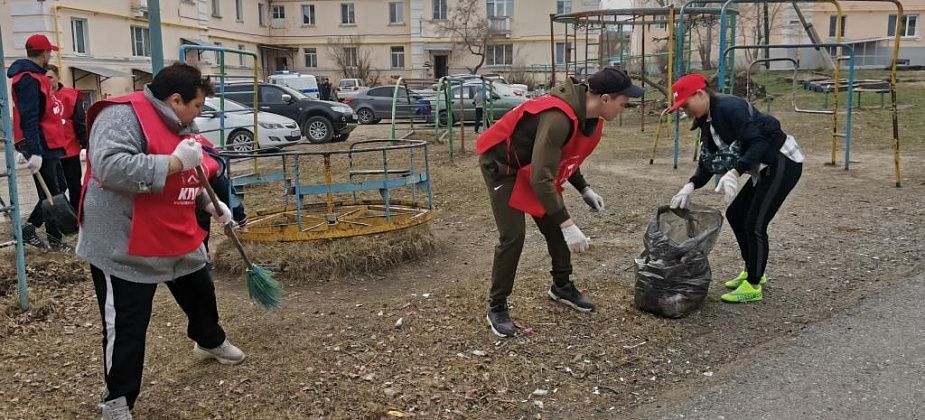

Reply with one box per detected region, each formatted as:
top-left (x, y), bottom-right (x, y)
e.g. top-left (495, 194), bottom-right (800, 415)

top-left (721, 280), bottom-right (763, 303)
top-left (724, 271), bottom-right (767, 289)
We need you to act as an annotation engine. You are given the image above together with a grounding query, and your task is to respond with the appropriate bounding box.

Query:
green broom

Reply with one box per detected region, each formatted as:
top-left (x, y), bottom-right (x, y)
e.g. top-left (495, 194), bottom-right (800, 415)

top-left (196, 166), bottom-right (282, 309)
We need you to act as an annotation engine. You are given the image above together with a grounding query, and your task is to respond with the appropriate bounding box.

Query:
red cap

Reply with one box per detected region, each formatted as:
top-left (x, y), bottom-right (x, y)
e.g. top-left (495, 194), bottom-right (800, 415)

top-left (25, 34), bottom-right (59, 52)
top-left (668, 74), bottom-right (708, 112)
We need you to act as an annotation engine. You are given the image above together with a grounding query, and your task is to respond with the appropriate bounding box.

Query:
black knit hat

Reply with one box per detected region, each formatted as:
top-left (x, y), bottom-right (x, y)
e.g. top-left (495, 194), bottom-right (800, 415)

top-left (588, 67), bottom-right (644, 98)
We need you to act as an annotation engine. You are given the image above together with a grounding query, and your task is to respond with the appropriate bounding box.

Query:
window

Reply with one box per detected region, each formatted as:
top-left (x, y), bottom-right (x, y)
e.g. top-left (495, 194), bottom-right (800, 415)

top-left (260, 86), bottom-right (286, 103)
top-left (71, 18), bottom-right (88, 55)
top-left (304, 48), bottom-right (317, 67)
top-left (369, 86), bottom-right (409, 97)
top-left (557, 0), bottom-right (572, 14)
top-left (487, 0), bottom-right (513, 18)
top-left (212, 0), bottom-right (221, 17)
top-left (391, 46), bottom-right (405, 68)
top-left (342, 3), bottom-right (356, 24)
top-left (555, 42), bottom-right (572, 64)
top-left (888, 14), bottom-right (919, 37)
top-left (238, 44), bottom-right (245, 65)
top-left (389, 2), bottom-right (404, 24)
top-left (828, 15), bottom-right (846, 37)
top-left (302, 4), bottom-right (316, 25)
top-left (258, 3), bottom-right (266, 26)
top-left (344, 47), bottom-right (358, 67)
top-left (272, 4), bottom-right (285, 19)
top-left (433, 0), bottom-right (447, 20)
top-left (235, 0), bottom-right (243, 21)
top-left (131, 26), bottom-right (151, 57)
top-left (486, 44), bottom-right (513, 65)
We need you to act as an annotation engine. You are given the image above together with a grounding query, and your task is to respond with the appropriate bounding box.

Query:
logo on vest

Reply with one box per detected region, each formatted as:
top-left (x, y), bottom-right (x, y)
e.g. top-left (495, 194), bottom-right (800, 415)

top-left (177, 187), bottom-right (200, 202)
top-left (52, 97), bottom-right (64, 117)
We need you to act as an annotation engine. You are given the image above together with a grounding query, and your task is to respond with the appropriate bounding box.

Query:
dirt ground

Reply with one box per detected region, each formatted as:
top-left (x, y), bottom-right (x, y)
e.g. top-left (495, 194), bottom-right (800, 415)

top-left (1, 72), bottom-right (924, 419)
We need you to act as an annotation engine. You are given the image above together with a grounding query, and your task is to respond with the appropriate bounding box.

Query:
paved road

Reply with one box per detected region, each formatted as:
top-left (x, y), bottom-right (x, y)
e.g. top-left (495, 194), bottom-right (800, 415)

top-left (648, 272), bottom-right (925, 420)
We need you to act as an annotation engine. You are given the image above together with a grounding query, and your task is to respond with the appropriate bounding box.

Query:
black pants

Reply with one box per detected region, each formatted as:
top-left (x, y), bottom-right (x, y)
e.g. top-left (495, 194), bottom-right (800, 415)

top-left (726, 154), bottom-right (802, 285)
top-left (26, 158), bottom-right (64, 240)
top-left (91, 265), bottom-right (226, 409)
top-left (474, 107), bottom-right (484, 133)
top-left (481, 159), bottom-right (571, 307)
top-left (59, 155), bottom-right (83, 212)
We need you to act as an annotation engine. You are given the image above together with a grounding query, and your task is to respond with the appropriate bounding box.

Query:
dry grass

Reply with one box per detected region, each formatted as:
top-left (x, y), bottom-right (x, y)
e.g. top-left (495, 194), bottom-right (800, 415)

top-left (212, 224), bottom-right (436, 283)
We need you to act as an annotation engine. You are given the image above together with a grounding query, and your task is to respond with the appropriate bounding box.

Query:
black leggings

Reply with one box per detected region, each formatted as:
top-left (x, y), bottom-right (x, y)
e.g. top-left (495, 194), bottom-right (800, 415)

top-left (59, 155), bottom-right (83, 212)
top-left (726, 153), bottom-right (802, 285)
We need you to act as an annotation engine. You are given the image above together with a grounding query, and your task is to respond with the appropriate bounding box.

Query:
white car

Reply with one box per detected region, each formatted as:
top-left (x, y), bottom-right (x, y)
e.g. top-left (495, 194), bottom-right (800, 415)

top-left (195, 97), bottom-right (302, 152)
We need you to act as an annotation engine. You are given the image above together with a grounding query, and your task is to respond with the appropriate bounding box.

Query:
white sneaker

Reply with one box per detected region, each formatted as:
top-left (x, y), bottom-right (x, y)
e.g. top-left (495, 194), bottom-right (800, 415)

top-left (99, 396), bottom-right (132, 420)
top-left (193, 339), bottom-right (246, 365)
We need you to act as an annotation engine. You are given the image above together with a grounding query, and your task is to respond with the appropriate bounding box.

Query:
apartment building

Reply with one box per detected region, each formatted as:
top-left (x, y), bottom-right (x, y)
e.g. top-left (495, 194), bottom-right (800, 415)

top-left (621, 0), bottom-right (925, 72)
top-left (1, 0), bottom-right (600, 102)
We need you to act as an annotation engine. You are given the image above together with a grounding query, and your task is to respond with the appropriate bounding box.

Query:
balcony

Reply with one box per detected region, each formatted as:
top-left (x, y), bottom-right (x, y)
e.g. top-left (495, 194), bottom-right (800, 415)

top-left (489, 17), bottom-right (511, 36)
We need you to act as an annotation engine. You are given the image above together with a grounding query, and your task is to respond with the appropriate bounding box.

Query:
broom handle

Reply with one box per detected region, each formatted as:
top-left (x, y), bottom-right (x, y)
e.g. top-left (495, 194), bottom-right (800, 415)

top-left (33, 172), bottom-right (55, 207)
top-left (195, 166), bottom-right (254, 268)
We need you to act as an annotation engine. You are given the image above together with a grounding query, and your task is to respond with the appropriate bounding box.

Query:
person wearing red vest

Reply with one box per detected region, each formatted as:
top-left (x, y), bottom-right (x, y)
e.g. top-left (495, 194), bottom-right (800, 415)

top-left (8, 34), bottom-right (70, 251)
top-left (45, 64), bottom-right (87, 213)
top-left (75, 63), bottom-right (244, 419)
top-left (477, 67), bottom-right (643, 338)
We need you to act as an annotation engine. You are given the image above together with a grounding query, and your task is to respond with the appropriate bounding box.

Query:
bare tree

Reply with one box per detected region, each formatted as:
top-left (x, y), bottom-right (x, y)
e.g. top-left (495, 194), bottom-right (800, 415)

top-left (435, 0), bottom-right (492, 74)
top-left (327, 36), bottom-right (380, 86)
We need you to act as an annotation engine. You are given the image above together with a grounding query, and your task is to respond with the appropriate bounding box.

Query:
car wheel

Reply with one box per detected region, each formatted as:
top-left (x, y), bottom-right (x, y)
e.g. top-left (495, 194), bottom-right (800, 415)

top-left (357, 108), bottom-right (377, 125)
top-left (303, 116), bottom-right (334, 144)
top-left (437, 111), bottom-right (460, 127)
top-left (228, 129), bottom-right (255, 152)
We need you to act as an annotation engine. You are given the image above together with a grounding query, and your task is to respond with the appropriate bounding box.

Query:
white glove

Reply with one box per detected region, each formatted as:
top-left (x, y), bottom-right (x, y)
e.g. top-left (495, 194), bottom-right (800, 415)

top-left (670, 182), bottom-right (695, 209)
top-left (15, 152), bottom-right (27, 165)
top-left (26, 155), bottom-right (42, 174)
top-left (561, 223), bottom-right (590, 254)
top-left (205, 200), bottom-right (233, 225)
top-left (171, 139), bottom-right (203, 170)
top-left (714, 169), bottom-right (740, 206)
top-left (581, 187), bottom-right (605, 212)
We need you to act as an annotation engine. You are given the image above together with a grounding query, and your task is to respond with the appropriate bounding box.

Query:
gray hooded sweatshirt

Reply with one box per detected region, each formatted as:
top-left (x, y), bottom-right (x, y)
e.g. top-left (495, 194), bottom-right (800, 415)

top-left (76, 86), bottom-right (210, 284)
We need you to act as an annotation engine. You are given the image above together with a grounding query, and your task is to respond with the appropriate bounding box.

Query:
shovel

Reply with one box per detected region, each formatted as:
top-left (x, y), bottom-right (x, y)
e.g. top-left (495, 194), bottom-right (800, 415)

top-left (34, 172), bottom-right (78, 235)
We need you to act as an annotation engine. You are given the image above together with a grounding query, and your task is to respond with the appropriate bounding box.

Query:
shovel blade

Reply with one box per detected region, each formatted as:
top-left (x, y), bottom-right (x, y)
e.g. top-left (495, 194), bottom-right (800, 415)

top-left (40, 194), bottom-right (79, 235)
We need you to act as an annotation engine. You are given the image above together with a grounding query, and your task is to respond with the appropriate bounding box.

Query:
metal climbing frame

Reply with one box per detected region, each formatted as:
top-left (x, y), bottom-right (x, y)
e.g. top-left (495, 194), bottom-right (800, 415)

top-left (179, 45), bottom-right (260, 151)
top-left (434, 77), bottom-right (467, 160)
top-left (717, 0), bottom-right (848, 168)
top-left (220, 139), bottom-right (433, 241)
top-left (551, 8), bottom-right (735, 132)
top-left (715, 0), bottom-right (903, 185)
top-left (389, 77), bottom-right (428, 141)
top-left (0, 26), bottom-right (29, 310)
top-left (725, 44), bottom-right (856, 169)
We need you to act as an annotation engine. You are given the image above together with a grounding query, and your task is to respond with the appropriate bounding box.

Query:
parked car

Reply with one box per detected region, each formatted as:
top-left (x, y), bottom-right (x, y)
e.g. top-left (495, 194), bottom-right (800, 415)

top-left (220, 82), bottom-right (357, 143)
top-left (195, 97), bottom-right (301, 152)
top-left (429, 83), bottom-right (528, 126)
top-left (268, 71), bottom-right (320, 99)
top-left (343, 85), bottom-right (431, 125)
top-left (337, 78), bottom-right (366, 100)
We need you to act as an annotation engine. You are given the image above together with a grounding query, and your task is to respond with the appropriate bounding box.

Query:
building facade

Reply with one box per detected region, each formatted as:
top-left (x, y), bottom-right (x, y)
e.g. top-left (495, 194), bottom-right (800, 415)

top-left (1, 0), bottom-right (602, 101)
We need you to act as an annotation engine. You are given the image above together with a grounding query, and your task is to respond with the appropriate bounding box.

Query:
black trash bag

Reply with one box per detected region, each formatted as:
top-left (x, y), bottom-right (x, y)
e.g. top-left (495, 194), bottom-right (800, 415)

top-left (634, 205), bottom-right (724, 318)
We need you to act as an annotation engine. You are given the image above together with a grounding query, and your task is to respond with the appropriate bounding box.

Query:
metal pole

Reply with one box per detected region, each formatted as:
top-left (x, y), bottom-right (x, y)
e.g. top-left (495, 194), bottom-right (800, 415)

top-left (641, 20), bottom-right (646, 132)
top-left (0, 29), bottom-right (28, 310)
top-left (550, 14), bottom-right (557, 86)
top-left (149, 0), bottom-right (165, 74)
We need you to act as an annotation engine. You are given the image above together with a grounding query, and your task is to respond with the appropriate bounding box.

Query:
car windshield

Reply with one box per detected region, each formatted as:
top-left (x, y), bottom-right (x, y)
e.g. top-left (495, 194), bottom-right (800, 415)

top-left (205, 97), bottom-right (251, 112)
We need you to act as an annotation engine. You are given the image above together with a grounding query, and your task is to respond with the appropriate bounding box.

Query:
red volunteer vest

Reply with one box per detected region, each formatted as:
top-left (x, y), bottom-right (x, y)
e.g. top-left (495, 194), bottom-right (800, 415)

top-left (11, 71), bottom-right (68, 151)
top-left (476, 95), bottom-right (604, 217)
top-left (55, 87), bottom-right (82, 158)
top-left (82, 92), bottom-right (215, 257)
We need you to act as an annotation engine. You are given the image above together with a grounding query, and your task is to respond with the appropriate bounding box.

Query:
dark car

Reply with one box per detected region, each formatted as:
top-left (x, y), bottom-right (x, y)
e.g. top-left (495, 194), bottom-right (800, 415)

top-left (343, 86), bottom-right (431, 125)
top-left (220, 82), bottom-right (357, 143)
